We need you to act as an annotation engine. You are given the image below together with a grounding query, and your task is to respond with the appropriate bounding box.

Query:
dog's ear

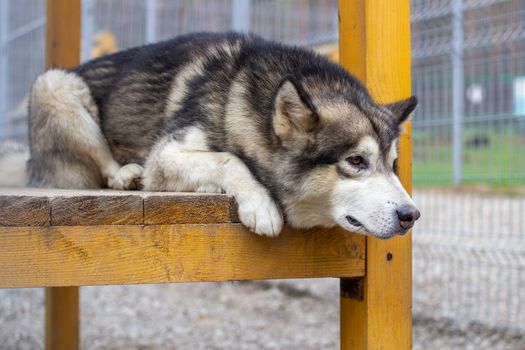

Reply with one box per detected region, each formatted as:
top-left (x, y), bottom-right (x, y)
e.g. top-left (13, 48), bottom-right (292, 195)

top-left (273, 78), bottom-right (318, 142)
top-left (385, 96), bottom-right (417, 125)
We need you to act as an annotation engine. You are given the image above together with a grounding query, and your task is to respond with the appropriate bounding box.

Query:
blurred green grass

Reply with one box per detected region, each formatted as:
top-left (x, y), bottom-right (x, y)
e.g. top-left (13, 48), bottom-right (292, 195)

top-left (412, 127), bottom-right (525, 187)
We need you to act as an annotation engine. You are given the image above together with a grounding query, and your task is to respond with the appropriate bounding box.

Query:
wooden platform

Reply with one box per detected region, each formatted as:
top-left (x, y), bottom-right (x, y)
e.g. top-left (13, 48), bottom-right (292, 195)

top-left (0, 188), bottom-right (366, 288)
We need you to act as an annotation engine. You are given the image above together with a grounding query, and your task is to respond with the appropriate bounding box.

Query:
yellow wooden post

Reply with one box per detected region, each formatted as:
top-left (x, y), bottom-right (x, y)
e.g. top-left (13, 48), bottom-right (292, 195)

top-left (338, 1), bottom-right (413, 349)
top-left (46, 0), bottom-right (81, 70)
top-left (45, 1), bottom-right (81, 349)
top-left (45, 287), bottom-right (80, 350)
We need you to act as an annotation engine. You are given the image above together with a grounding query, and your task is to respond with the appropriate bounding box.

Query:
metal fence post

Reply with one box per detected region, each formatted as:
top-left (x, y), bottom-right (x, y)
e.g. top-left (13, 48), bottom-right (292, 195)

top-left (232, 0), bottom-right (250, 32)
top-left (0, 0), bottom-right (8, 141)
top-left (452, 0), bottom-right (464, 185)
top-left (82, 0), bottom-right (94, 62)
top-left (146, 0), bottom-right (157, 44)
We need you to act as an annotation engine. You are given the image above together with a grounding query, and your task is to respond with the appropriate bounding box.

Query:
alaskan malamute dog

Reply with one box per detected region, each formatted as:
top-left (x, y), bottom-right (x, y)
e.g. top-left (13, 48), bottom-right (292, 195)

top-left (26, 32), bottom-right (420, 238)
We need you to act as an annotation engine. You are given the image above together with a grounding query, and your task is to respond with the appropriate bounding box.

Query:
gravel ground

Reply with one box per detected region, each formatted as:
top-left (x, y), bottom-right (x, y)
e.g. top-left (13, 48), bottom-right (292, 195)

top-left (1, 279), bottom-right (525, 350)
top-left (2, 280), bottom-right (340, 350)
top-left (1, 189), bottom-right (524, 349)
top-left (413, 189), bottom-right (525, 332)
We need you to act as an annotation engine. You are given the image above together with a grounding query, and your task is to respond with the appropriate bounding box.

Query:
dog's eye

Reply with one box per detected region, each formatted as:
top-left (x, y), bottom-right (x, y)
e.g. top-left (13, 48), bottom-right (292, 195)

top-left (347, 155), bottom-right (367, 169)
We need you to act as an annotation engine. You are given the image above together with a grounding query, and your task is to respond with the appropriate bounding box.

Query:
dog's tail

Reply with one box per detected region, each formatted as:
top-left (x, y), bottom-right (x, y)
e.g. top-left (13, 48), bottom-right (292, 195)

top-left (0, 140), bottom-right (28, 187)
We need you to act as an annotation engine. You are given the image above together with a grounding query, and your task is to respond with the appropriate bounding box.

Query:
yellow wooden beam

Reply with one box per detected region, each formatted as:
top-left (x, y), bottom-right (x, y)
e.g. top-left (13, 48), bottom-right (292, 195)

top-left (0, 225), bottom-right (365, 288)
top-left (45, 287), bottom-right (80, 350)
top-left (338, 1), bottom-right (413, 349)
top-left (45, 0), bottom-right (81, 348)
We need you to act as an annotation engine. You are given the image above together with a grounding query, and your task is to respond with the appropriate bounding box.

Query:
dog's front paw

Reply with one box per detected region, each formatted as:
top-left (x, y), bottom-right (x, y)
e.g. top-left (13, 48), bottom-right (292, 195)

top-left (196, 185), bottom-right (224, 194)
top-left (237, 191), bottom-right (283, 237)
top-left (107, 163), bottom-right (144, 190)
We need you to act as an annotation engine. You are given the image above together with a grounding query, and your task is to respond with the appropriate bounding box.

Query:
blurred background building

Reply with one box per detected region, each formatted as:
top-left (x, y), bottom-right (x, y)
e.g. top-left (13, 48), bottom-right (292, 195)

top-left (0, 0), bottom-right (524, 345)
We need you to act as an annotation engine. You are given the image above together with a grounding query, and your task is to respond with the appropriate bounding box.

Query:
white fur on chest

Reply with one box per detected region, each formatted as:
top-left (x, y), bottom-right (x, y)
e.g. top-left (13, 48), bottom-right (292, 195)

top-left (180, 126), bottom-right (210, 151)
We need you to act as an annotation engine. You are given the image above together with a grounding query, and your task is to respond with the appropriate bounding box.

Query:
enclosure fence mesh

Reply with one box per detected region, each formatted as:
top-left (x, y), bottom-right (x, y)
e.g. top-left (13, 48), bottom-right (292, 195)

top-left (411, 0), bottom-right (525, 332)
top-left (0, 0), bottom-right (524, 334)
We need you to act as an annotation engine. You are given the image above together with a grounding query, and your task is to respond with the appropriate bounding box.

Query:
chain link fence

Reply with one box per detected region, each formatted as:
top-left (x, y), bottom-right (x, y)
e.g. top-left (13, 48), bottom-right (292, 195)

top-left (0, 0), bottom-right (524, 337)
top-left (411, 0), bottom-right (525, 333)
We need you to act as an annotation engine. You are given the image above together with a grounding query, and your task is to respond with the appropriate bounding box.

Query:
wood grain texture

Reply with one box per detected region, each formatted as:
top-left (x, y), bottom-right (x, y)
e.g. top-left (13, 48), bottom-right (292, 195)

top-left (0, 225), bottom-right (365, 288)
top-left (339, 1), bottom-right (413, 349)
top-left (0, 195), bottom-right (49, 226)
top-left (0, 189), bottom-right (241, 226)
top-left (45, 0), bottom-right (80, 69)
top-left (51, 195), bottom-right (143, 226)
top-left (228, 196), bottom-right (240, 223)
top-left (45, 287), bottom-right (79, 350)
top-left (144, 193), bottom-right (235, 224)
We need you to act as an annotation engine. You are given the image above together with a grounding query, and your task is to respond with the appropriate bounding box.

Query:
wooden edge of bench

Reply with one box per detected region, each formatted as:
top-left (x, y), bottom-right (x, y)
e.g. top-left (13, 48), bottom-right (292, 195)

top-left (0, 224), bottom-right (366, 288)
top-left (0, 188), bottom-right (239, 226)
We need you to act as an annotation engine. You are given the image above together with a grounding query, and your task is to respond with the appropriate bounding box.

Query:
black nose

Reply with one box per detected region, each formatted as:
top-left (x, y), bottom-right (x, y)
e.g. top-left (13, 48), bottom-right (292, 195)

top-left (396, 205), bottom-right (421, 230)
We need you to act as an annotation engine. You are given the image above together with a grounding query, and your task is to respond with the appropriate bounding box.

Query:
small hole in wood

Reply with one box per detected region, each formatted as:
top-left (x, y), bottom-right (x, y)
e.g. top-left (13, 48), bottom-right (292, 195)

top-left (386, 252), bottom-right (393, 261)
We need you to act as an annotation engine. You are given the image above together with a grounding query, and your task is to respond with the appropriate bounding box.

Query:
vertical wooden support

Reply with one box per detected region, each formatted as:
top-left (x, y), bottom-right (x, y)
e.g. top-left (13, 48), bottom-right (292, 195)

top-left (45, 287), bottom-right (80, 350)
top-left (46, 0), bottom-right (81, 70)
top-left (45, 1), bottom-right (81, 349)
top-left (338, 1), bottom-right (413, 349)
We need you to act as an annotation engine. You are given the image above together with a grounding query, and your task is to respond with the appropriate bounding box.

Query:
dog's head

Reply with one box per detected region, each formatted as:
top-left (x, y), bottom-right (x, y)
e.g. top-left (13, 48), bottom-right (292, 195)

top-left (272, 76), bottom-right (420, 239)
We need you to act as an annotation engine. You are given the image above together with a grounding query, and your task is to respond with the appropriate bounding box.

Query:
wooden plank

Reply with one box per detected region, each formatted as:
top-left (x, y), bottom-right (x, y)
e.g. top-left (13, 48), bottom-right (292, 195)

top-left (339, 1), bottom-right (413, 349)
top-left (0, 195), bottom-right (49, 226)
top-left (0, 225), bottom-right (365, 288)
top-left (45, 0), bottom-right (81, 69)
top-left (228, 196), bottom-right (240, 223)
top-left (51, 195), bottom-right (143, 226)
top-left (45, 287), bottom-right (79, 350)
top-left (143, 193), bottom-right (235, 224)
top-left (0, 188), bottom-right (241, 226)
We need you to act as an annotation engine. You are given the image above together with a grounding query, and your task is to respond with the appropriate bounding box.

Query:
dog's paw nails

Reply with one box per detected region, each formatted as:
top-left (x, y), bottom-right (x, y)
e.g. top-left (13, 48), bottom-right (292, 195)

top-left (107, 163), bottom-right (144, 190)
top-left (237, 192), bottom-right (283, 237)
